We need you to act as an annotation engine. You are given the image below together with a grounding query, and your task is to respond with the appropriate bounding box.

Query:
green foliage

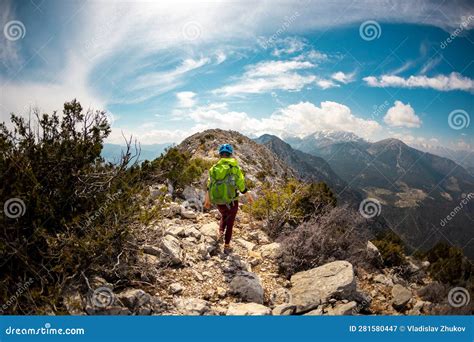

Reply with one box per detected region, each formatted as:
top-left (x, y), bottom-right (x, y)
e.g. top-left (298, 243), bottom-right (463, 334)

top-left (422, 243), bottom-right (473, 285)
top-left (148, 147), bottom-right (213, 192)
top-left (0, 100), bottom-right (141, 313)
top-left (371, 231), bottom-right (406, 267)
top-left (248, 179), bottom-right (336, 239)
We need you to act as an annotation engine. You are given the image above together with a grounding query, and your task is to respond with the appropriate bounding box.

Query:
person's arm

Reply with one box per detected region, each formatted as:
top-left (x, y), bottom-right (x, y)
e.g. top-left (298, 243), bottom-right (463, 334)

top-left (236, 166), bottom-right (253, 203)
top-left (204, 190), bottom-right (211, 209)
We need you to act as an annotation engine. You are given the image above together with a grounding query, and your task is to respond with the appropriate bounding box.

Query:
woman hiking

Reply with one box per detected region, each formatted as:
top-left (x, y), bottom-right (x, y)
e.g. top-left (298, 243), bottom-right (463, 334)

top-left (203, 143), bottom-right (253, 254)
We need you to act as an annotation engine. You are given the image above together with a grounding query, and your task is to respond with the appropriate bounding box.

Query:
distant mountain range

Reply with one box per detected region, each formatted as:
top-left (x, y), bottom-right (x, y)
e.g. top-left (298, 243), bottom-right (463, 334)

top-left (102, 143), bottom-right (170, 163)
top-left (279, 130), bottom-right (474, 259)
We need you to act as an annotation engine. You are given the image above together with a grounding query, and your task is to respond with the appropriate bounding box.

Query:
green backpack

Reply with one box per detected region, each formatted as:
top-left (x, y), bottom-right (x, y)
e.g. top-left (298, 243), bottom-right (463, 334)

top-left (208, 162), bottom-right (238, 205)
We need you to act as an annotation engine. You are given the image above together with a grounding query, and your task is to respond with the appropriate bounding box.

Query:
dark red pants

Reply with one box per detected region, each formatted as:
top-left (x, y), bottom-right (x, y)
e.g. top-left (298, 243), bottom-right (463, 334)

top-left (217, 201), bottom-right (239, 244)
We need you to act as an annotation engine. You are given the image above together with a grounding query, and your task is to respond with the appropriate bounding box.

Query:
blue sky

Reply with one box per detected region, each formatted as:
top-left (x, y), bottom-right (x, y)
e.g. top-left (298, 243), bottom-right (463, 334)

top-left (0, 0), bottom-right (473, 151)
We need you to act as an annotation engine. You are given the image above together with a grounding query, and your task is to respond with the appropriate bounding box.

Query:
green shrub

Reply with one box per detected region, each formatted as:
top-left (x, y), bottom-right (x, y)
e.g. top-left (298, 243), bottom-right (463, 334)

top-left (422, 243), bottom-right (473, 285)
top-left (371, 231), bottom-right (406, 267)
top-left (148, 147), bottom-right (213, 192)
top-left (0, 100), bottom-right (141, 314)
top-left (248, 179), bottom-right (336, 239)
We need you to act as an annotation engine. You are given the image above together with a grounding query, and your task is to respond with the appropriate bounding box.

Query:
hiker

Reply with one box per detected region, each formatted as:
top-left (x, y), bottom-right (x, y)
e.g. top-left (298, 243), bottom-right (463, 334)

top-left (203, 143), bottom-right (253, 253)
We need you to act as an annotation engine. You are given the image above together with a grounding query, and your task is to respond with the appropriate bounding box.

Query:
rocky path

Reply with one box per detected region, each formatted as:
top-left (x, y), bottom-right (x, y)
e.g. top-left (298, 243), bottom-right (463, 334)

top-left (64, 200), bottom-right (440, 316)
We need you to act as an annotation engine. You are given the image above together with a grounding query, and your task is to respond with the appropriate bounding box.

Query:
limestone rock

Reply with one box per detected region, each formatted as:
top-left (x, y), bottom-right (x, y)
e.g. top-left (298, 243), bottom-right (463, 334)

top-left (290, 261), bottom-right (356, 313)
top-left (174, 297), bottom-right (210, 315)
top-left (272, 304), bottom-right (297, 315)
top-left (160, 234), bottom-right (183, 265)
top-left (391, 284), bottom-right (412, 310)
top-left (226, 303), bottom-right (271, 316)
top-left (325, 301), bottom-right (357, 315)
top-left (229, 271), bottom-right (264, 304)
top-left (169, 283), bottom-right (184, 295)
top-left (258, 242), bottom-right (281, 259)
top-left (235, 238), bottom-right (256, 251)
top-left (200, 222), bottom-right (219, 241)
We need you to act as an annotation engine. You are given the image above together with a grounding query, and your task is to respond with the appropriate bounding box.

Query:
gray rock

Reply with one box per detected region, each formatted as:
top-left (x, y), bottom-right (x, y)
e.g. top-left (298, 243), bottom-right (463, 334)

top-left (272, 304), bottom-right (297, 315)
top-left (117, 289), bottom-right (151, 309)
top-left (373, 274), bottom-right (393, 286)
top-left (325, 301), bottom-right (357, 315)
top-left (162, 203), bottom-right (182, 218)
top-left (200, 222), bottom-right (219, 241)
top-left (367, 241), bottom-right (383, 265)
top-left (184, 227), bottom-right (202, 240)
top-left (229, 271), bottom-right (264, 304)
top-left (160, 234), bottom-right (183, 265)
top-left (258, 242), bottom-right (281, 259)
top-left (290, 260), bottom-right (356, 313)
top-left (391, 284), bottom-right (412, 310)
top-left (180, 206), bottom-right (197, 219)
top-left (226, 303), bottom-right (271, 316)
top-left (174, 297), bottom-right (210, 315)
top-left (304, 307), bottom-right (324, 315)
top-left (169, 283), bottom-right (184, 295)
top-left (165, 226), bottom-right (185, 238)
top-left (142, 244), bottom-right (161, 257)
top-left (235, 238), bottom-right (256, 251)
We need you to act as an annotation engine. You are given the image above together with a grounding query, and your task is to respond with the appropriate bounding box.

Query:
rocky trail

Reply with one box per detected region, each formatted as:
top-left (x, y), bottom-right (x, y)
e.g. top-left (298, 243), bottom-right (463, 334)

top-left (64, 197), bottom-right (440, 316)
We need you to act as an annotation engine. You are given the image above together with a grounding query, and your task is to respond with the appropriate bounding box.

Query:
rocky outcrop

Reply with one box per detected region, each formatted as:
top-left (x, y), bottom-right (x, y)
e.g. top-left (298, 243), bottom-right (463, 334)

top-left (289, 261), bottom-right (356, 313)
top-left (160, 234), bottom-right (183, 265)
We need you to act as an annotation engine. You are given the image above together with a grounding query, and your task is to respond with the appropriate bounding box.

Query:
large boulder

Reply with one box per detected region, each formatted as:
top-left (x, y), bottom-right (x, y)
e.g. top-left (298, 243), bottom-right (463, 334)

top-left (290, 261), bottom-right (356, 313)
top-left (272, 304), bottom-right (297, 316)
top-left (391, 284), bottom-right (412, 310)
top-left (160, 234), bottom-right (183, 265)
top-left (226, 303), bottom-right (271, 316)
top-left (229, 271), bottom-right (264, 304)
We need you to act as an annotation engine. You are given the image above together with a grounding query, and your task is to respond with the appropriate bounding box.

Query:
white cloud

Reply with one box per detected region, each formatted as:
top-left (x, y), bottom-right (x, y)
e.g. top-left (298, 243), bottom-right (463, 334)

top-left (190, 101), bottom-right (381, 139)
top-left (214, 59), bottom-right (317, 96)
top-left (316, 79), bottom-right (340, 89)
top-left (363, 72), bottom-right (474, 92)
top-left (176, 91), bottom-right (197, 108)
top-left (383, 101), bottom-right (422, 128)
top-left (331, 71), bottom-right (356, 84)
top-left (271, 37), bottom-right (306, 56)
